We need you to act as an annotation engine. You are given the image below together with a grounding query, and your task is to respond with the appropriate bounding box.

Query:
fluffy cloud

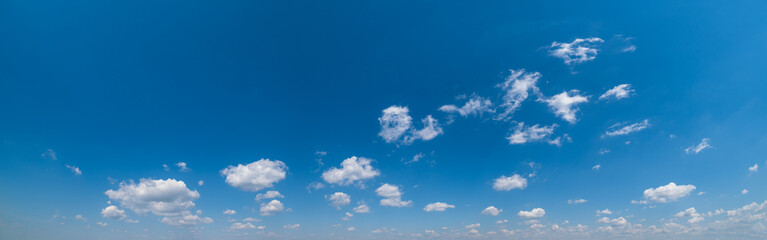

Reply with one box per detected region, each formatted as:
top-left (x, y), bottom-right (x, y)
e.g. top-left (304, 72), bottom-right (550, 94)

top-left (353, 204), bottom-right (370, 213)
top-left (685, 138), bottom-right (712, 154)
top-left (568, 198), bottom-right (588, 204)
top-left (65, 164), bottom-right (82, 175)
top-left (482, 206), bottom-right (502, 216)
top-left (175, 162), bottom-right (190, 172)
top-left (599, 84), bottom-right (635, 100)
top-left (507, 122), bottom-right (559, 145)
top-left (541, 90), bottom-right (589, 123)
top-left (260, 199), bottom-right (284, 216)
top-left (423, 202), bottom-right (455, 212)
top-left (105, 178), bottom-right (208, 225)
top-left (403, 115), bottom-right (443, 144)
top-left (223, 209), bottom-right (236, 215)
top-left (596, 209), bottom-right (612, 216)
top-left (230, 222), bottom-right (257, 230)
top-left (604, 119), bottom-right (650, 137)
top-left (220, 159), bottom-right (287, 192)
top-left (493, 174), bottom-right (528, 191)
top-left (326, 192), bottom-right (351, 208)
top-left (321, 156), bottom-right (380, 186)
top-left (465, 223), bottom-right (480, 229)
top-left (675, 207), bottom-right (704, 224)
top-left (378, 106), bottom-right (412, 143)
top-left (101, 205), bottom-right (128, 221)
top-left (496, 69), bottom-right (541, 120)
top-left (376, 184), bottom-right (412, 207)
top-left (642, 182), bottom-right (696, 203)
top-left (439, 96), bottom-right (494, 117)
top-left (598, 216), bottom-right (628, 226)
top-left (518, 208), bottom-right (546, 219)
top-left (749, 164), bottom-right (759, 173)
top-left (255, 190), bottom-right (284, 201)
top-left (549, 37), bottom-right (604, 65)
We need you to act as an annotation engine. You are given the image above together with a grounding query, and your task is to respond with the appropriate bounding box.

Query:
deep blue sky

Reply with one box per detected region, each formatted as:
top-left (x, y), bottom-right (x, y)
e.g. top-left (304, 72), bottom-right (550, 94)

top-left (2, 0), bottom-right (767, 239)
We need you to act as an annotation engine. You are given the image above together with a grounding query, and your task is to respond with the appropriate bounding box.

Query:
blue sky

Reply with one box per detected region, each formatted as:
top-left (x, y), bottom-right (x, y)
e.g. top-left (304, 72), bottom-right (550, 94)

top-left (2, 0), bottom-right (767, 239)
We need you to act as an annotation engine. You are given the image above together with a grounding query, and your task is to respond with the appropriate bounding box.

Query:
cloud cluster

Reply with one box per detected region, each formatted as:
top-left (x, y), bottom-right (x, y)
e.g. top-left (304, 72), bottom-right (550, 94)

top-left (105, 178), bottom-right (210, 225)
top-left (685, 138), bottom-right (712, 154)
top-left (378, 106), bottom-right (443, 144)
top-left (260, 199), bottom-right (284, 216)
top-left (642, 182), bottom-right (696, 203)
top-left (321, 156), bottom-right (380, 186)
top-left (549, 37), bottom-right (604, 65)
top-left (376, 184), bottom-right (412, 207)
top-left (220, 159), bottom-right (287, 192)
top-left (423, 202), bottom-right (455, 212)
top-left (599, 84), bottom-right (635, 100)
top-left (541, 90), bottom-right (589, 123)
top-left (481, 206), bottom-right (502, 216)
top-left (255, 190), bottom-right (284, 201)
top-left (518, 208), bottom-right (546, 219)
top-left (493, 174), bottom-right (528, 191)
top-left (326, 192), bottom-right (351, 208)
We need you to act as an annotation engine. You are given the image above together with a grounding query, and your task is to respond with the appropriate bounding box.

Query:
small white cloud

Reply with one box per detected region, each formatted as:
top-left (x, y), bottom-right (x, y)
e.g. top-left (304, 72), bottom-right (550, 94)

top-left (423, 202), bottom-right (455, 212)
top-left (742, 189), bottom-right (749, 195)
top-left (642, 182), bottom-right (696, 203)
top-left (378, 106), bottom-right (412, 143)
top-left (675, 207), bottom-right (704, 224)
top-left (223, 209), bottom-right (236, 215)
top-left (230, 222), bottom-right (257, 230)
top-left (482, 206), bottom-right (502, 216)
top-left (541, 90), bottom-right (588, 124)
top-left (549, 37), bottom-right (604, 65)
top-left (604, 119), bottom-right (650, 137)
top-left (283, 224), bottom-right (300, 230)
top-left (175, 162), bottom-right (190, 172)
top-left (41, 149), bottom-right (57, 160)
top-left (101, 205), bottom-right (130, 222)
top-left (597, 216), bottom-right (628, 226)
top-left (403, 115), bottom-right (443, 144)
top-left (592, 164), bottom-right (601, 171)
top-left (220, 159), bottom-right (287, 192)
top-left (685, 138), bottom-right (712, 154)
top-left (347, 227), bottom-right (356, 231)
top-left (197, 180), bottom-right (204, 186)
top-left (353, 204), bottom-right (371, 213)
top-left (507, 122), bottom-right (558, 145)
top-left (439, 96), bottom-right (494, 117)
top-left (260, 200), bottom-right (284, 216)
top-left (65, 164), bottom-right (82, 175)
top-left (518, 208), bottom-right (546, 219)
top-left (493, 174), bottom-right (528, 191)
top-left (75, 214), bottom-right (86, 222)
top-left (96, 222), bottom-right (107, 227)
top-left (599, 84), bottom-right (635, 100)
top-left (596, 209), bottom-right (612, 216)
top-left (568, 198), bottom-right (588, 204)
top-left (321, 156), bottom-right (380, 186)
top-left (326, 192), bottom-right (351, 209)
top-left (749, 164), bottom-right (758, 173)
top-left (496, 69), bottom-right (541, 120)
top-left (465, 223), bottom-right (480, 229)
top-left (376, 184), bottom-right (412, 207)
top-left (255, 190), bottom-right (284, 201)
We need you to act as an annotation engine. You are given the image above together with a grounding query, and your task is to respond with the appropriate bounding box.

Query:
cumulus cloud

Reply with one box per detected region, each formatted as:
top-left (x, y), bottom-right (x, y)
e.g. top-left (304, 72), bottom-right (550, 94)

top-left (423, 202), bottom-right (455, 212)
top-left (518, 208), bottom-right (546, 219)
top-left (749, 164), bottom-right (758, 173)
top-left (220, 159), bottom-right (287, 192)
top-left (41, 149), bottom-right (57, 160)
top-left (493, 174), bottom-right (528, 191)
top-left (223, 209), bottom-right (236, 215)
top-left (596, 209), bottom-right (613, 216)
top-left (439, 96), bottom-right (494, 117)
top-left (354, 204), bottom-right (371, 213)
top-left (642, 182), bottom-right (696, 203)
top-left (230, 222), bottom-right (257, 230)
top-left (378, 106), bottom-right (412, 143)
top-left (105, 178), bottom-right (208, 225)
top-left (685, 138), bottom-right (712, 154)
top-left (496, 69), bottom-right (541, 120)
top-left (465, 223), bottom-right (480, 229)
top-left (321, 156), bottom-right (380, 186)
top-left (599, 84), bottom-right (635, 100)
top-left (742, 189), bottom-right (749, 195)
top-left (507, 122), bottom-right (559, 145)
top-left (65, 164), bottom-right (82, 175)
top-left (260, 199), bottom-right (284, 216)
top-left (101, 205), bottom-right (128, 221)
top-left (598, 216), bottom-right (628, 226)
top-left (604, 119), bottom-right (650, 137)
top-left (403, 115), bottom-right (443, 144)
top-left (592, 164), bottom-right (602, 171)
top-left (376, 184), bottom-right (412, 207)
top-left (175, 162), bottom-right (190, 172)
top-left (675, 207), bottom-right (704, 224)
top-left (326, 192), bottom-right (351, 209)
top-left (541, 90), bottom-right (589, 123)
top-left (255, 190), bottom-right (284, 201)
top-left (568, 198), bottom-right (588, 204)
top-left (482, 206), bottom-right (502, 216)
top-left (549, 37), bottom-right (604, 65)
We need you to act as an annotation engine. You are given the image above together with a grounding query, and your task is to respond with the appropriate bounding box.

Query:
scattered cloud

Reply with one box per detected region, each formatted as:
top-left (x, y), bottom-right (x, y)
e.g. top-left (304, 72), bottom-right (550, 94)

top-left (742, 189), bottom-right (749, 195)
top-left (465, 223), bottom-right (480, 229)
top-left (65, 164), bottom-right (82, 175)
top-left (593, 164), bottom-right (602, 171)
top-left (230, 222), bottom-right (257, 230)
top-left (378, 106), bottom-right (443, 144)
top-left (41, 149), bottom-right (57, 160)
top-left (439, 96), bottom-right (494, 117)
top-left (326, 192), bottom-right (351, 209)
top-left (376, 184), bottom-right (412, 207)
top-left (568, 198), bottom-right (588, 204)
top-left (493, 174), bottom-right (528, 191)
top-left (255, 190), bottom-right (284, 201)
top-left (220, 159), bottom-right (287, 192)
top-left (353, 204), bottom-right (370, 213)
top-left (495, 69), bottom-right (541, 120)
top-left (604, 119), bottom-right (650, 137)
top-left (685, 138), bottom-right (712, 154)
top-left (507, 122), bottom-right (558, 145)
top-left (482, 206), bottom-right (502, 216)
top-left (198, 180), bottom-right (204, 186)
top-left (596, 209), bottom-right (613, 216)
top-left (749, 164), bottom-right (758, 173)
top-left (598, 216), bottom-right (628, 226)
top-left (321, 156), bottom-right (380, 186)
top-left (541, 90), bottom-right (589, 123)
top-left (599, 84), bottom-right (635, 100)
top-left (549, 37), bottom-right (604, 65)
top-left (423, 202), bottom-right (455, 212)
top-left (223, 209), bottom-right (236, 215)
top-left (283, 224), bottom-right (300, 230)
top-left (675, 207), bottom-right (704, 224)
top-left (105, 178), bottom-right (209, 225)
top-left (260, 200), bottom-right (284, 216)
top-left (101, 205), bottom-right (129, 221)
top-left (175, 162), bottom-right (190, 172)
top-left (518, 208), bottom-right (546, 219)
top-left (642, 182), bottom-right (696, 203)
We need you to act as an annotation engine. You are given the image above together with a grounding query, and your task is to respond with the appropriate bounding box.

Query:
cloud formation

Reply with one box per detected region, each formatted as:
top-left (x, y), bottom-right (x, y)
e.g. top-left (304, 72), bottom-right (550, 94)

top-left (642, 182), bottom-right (696, 203)
top-left (599, 84), bottom-right (635, 100)
top-left (549, 37), bottom-right (604, 65)
top-left (518, 208), bottom-right (546, 219)
top-left (541, 90), bottom-right (589, 123)
top-left (376, 184), bottom-right (412, 207)
top-left (685, 138), bottom-right (712, 154)
top-left (220, 159), bottom-right (287, 192)
top-left (496, 69), bottom-right (541, 120)
top-left (493, 174), bottom-right (528, 191)
top-left (321, 156), bottom-right (380, 186)
top-left (423, 202), bottom-right (455, 212)
top-left (604, 119), bottom-right (650, 137)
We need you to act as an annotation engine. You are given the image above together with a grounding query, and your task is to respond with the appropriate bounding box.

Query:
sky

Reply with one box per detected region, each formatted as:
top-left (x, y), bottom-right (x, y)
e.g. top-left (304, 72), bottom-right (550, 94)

top-left (2, 0), bottom-right (767, 239)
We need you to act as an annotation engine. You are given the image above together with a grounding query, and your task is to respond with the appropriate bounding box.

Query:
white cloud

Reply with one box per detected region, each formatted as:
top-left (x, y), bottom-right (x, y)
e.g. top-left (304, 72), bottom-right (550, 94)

top-left (283, 224), bottom-right (300, 230)
top-left (596, 209), bottom-right (612, 216)
top-left (101, 205), bottom-right (128, 221)
top-left (260, 199), bottom-right (284, 216)
top-left (378, 106), bottom-right (413, 143)
top-left (376, 184), bottom-right (412, 207)
top-left (599, 84), bottom-right (635, 100)
top-left (353, 204), bottom-right (370, 213)
top-left (642, 182), bottom-right (696, 203)
top-left (568, 198), bottom-right (588, 204)
top-left (549, 37), bottom-right (604, 65)
top-left (255, 190), bottom-right (284, 201)
top-left (326, 192), bottom-right (351, 208)
top-left (96, 222), bottom-right (107, 227)
top-left (230, 222), bottom-right (257, 230)
top-left (162, 164), bottom-right (169, 171)
top-left (223, 209), bottom-right (236, 215)
top-left (403, 115), bottom-right (443, 144)
top-left (439, 96), bottom-right (494, 117)
top-left (482, 206), bottom-right (502, 216)
top-left (342, 212), bottom-right (354, 221)
top-left (675, 207), bottom-right (704, 224)
top-left (541, 90), bottom-right (589, 123)
top-left (465, 223), bottom-right (480, 229)
top-left (592, 164), bottom-right (602, 171)
top-left (742, 189), bottom-right (749, 195)
top-left (347, 227), bottom-right (356, 231)
top-left (423, 202), bottom-right (455, 212)
top-left (598, 216), bottom-right (628, 226)
top-left (749, 164), bottom-right (758, 173)
top-left (321, 156), bottom-right (380, 186)
top-left (518, 208), bottom-right (546, 219)
top-left (507, 122), bottom-right (558, 145)
top-left (65, 164), bottom-right (82, 175)
top-left (41, 149), bottom-right (57, 160)
top-left (175, 162), bottom-right (190, 172)
top-left (75, 214), bottom-right (86, 222)
top-left (105, 178), bottom-right (209, 225)
top-left (604, 119), bottom-right (650, 137)
top-left (685, 138), bottom-right (712, 154)
top-left (220, 159), bottom-right (287, 192)
top-left (496, 69), bottom-right (541, 120)
top-left (197, 180), bottom-right (204, 186)
top-left (493, 174), bottom-right (528, 191)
